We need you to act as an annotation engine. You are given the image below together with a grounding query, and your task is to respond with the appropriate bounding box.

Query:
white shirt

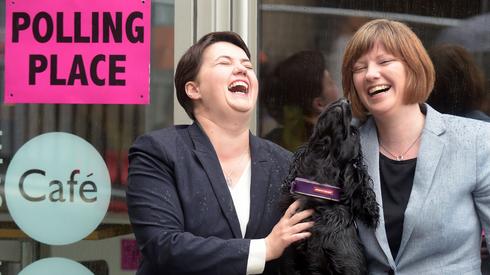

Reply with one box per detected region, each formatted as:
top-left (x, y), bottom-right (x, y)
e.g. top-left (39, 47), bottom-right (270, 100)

top-left (227, 160), bottom-right (266, 274)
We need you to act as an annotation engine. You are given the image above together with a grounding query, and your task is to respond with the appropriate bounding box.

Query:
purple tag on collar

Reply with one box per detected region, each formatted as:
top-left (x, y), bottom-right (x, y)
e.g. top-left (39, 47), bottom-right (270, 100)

top-left (290, 177), bottom-right (341, 202)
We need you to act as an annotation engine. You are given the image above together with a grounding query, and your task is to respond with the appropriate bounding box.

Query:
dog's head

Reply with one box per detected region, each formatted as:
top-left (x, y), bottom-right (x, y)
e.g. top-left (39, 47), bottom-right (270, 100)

top-left (283, 98), bottom-right (379, 227)
top-left (283, 98), bottom-right (361, 195)
top-left (309, 98), bottom-right (359, 165)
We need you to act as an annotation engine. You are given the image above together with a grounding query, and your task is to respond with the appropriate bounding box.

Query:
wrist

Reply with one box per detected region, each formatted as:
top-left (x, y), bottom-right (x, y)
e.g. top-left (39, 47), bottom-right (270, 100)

top-left (264, 236), bottom-right (277, 261)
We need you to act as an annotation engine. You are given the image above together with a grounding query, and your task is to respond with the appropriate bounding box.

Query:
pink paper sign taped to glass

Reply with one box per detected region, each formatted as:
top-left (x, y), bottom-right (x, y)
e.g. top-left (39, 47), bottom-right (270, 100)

top-left (4, 0), bottom-right (151, 104)
top-left (121, 239), bottom-right (141, 270)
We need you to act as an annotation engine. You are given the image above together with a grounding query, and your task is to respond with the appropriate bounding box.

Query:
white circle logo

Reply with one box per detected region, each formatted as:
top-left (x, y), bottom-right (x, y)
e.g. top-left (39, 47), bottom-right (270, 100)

top-left (5, 132), bottom-right (111, 245)
top-left (19, 257), bottom-right (93, 275)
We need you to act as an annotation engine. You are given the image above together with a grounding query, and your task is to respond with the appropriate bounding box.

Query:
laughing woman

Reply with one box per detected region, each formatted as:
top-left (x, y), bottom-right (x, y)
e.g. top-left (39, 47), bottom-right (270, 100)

top-left (342, 19), bottom-right (490, 274)
top-left (126, 32), bottom-right (313, 275)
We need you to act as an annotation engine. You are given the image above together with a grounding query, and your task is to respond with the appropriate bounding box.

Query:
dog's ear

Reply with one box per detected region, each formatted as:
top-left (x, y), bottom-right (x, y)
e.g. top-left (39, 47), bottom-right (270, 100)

top-left (345, 162), bottom-right (379, 228)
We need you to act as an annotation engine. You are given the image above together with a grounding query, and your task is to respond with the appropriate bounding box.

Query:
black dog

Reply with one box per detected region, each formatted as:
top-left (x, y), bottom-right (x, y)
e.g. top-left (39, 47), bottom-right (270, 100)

top-left (280, 98), bottom-right (379, 275)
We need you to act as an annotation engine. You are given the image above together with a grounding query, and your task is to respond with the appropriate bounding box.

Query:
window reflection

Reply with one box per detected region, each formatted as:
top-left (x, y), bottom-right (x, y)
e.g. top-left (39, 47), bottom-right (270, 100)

top-left (261, 50), bottom-right (339, 151)
top-left (258, 0), bottom-right (490, 139)
top-left (427, 44), bottom-right (490, 121)
top-left (258, 0), bottom-right (490, 272)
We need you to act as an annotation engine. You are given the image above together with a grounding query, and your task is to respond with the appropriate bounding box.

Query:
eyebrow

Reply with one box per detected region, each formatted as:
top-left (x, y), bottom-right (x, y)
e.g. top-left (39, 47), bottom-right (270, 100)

top-left (354, 53), bottom-right (395, 63)
top-left (215, 55), bottom-right (251, 63)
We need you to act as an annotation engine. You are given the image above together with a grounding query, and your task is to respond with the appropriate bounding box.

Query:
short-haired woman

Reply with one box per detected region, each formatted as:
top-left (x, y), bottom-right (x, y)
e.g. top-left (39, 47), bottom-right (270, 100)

top-left (126, 32), bottom-right (313, 275)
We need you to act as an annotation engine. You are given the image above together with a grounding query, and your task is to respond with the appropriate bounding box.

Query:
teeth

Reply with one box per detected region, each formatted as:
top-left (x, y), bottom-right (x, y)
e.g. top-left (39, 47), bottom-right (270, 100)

top-left (228, 80), bottom-right (249, 94)
top-left (228, 81), bottom-right (248, 90)
top-left (368, 85), bottom-right (390, 95)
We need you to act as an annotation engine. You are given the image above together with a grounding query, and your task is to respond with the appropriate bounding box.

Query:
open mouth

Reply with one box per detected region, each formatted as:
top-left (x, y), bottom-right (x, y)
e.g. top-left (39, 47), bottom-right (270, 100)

top-left (228, 81), bottom-right (249, 95)
top-left (368, 85), bottom-right (391, 96)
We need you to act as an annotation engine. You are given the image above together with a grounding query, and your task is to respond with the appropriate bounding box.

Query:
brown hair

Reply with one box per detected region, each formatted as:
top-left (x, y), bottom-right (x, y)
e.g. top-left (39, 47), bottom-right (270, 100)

top-left (263, 50), bottom-right (328, 123)
top-left (174, 32), bottom-right (251, 120)
top-left (342, 19), bottom-right (435, 121)
top-left (427, 44), bottom-right (486, 115)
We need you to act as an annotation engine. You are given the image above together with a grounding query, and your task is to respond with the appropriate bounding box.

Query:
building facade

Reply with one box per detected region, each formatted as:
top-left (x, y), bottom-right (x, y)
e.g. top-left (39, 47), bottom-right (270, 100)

top-left (0, 0), bottom-right (489, 274)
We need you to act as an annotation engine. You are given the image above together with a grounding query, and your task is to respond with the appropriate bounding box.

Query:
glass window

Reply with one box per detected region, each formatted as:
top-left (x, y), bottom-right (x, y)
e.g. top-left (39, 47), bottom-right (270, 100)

top-left (0, 1), bottom-right (174, 274)
top-left (258, 0), bottom-right (490, 272)
top-left (258, 0), bottom-right (490, 151)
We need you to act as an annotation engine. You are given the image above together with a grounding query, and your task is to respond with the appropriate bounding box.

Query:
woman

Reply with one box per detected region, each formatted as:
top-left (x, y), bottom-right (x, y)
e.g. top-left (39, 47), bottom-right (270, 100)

top-left (263, 50), bottom-right (340, 151)
top-left (126, 32), bottom-right (313, 275)
top-left (342, 19), bottom-right (490, 273)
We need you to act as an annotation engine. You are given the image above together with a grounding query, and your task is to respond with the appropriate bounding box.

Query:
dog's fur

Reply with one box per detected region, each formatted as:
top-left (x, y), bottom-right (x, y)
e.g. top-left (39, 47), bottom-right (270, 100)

top-left (280, 98), bottom-right (379, 275)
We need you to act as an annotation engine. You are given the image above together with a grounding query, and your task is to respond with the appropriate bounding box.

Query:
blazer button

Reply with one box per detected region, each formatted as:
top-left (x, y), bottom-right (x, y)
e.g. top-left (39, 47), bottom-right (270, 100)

top-left (387, 269), bottom-right (395, 275)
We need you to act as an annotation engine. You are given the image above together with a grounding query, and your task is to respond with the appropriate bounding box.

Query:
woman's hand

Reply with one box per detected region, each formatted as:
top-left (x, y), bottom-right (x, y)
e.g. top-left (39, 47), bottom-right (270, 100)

top-left (265, 200), bottom-right (314, 261)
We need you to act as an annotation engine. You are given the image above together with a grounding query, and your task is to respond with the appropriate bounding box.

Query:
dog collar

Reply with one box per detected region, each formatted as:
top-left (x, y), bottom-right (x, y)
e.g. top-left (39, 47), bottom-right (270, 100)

top-left (290, 177), bottom-right (341, 202)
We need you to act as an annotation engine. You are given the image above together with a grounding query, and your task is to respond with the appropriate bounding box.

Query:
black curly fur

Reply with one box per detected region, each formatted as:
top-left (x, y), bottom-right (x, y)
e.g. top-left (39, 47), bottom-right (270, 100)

top-left (280, 98), bottom-right (379, 275)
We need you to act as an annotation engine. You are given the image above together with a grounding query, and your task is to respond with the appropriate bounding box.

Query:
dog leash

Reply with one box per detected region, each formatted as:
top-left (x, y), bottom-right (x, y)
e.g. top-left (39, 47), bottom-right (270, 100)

top-left (290, 177), bottom-right (341, 202)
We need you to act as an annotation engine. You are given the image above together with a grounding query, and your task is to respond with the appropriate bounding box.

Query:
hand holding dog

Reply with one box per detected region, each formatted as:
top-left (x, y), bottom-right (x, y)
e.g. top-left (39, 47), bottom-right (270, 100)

top-left (265, 200), bottom-right (314, 261)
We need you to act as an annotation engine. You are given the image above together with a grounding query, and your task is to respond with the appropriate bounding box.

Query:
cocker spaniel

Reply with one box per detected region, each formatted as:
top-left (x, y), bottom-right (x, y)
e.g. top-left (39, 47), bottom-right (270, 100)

top-left (281, 98), bottom-right (379, 275)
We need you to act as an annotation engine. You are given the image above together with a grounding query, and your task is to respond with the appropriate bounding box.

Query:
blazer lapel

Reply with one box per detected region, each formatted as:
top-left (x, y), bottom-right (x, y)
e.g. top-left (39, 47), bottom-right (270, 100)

top-left (360, 118), bottom-right (396, 266)
top-left (188, 123), bottom-right (243, 238)
top-left (245, 135), bottom-right (271, 238)
top-left (396, 105), bottom-right (446, 260)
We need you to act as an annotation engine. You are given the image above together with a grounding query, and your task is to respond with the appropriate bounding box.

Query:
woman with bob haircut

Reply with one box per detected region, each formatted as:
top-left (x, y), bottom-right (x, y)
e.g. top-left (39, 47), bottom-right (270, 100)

top-left (342, 19), bottom-right (490, 273)
top-left (126, 31), bottom-right (313, 275)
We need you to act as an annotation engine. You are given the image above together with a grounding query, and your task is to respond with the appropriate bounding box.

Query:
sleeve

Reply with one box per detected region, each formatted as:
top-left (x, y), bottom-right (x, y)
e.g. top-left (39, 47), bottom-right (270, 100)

top-left (126, 134), bottom-right (250, 274)
top-left (246, 239), bottom-right (266, 274)
top-left (473, 124), bottom-right (490, 248)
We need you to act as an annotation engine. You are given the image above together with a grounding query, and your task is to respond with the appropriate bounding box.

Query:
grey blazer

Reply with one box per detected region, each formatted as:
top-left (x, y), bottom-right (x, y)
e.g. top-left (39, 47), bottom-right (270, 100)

top-left (358, 104), bottom-right (490, 274)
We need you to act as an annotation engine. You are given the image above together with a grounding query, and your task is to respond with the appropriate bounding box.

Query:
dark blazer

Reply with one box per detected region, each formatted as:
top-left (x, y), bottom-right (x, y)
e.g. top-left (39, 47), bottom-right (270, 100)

top-left (127, 123), bottom-right (292, 275)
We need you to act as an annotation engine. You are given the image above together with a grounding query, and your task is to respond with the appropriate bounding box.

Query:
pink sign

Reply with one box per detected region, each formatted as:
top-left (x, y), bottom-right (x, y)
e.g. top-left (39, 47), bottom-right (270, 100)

top-left (121, 238), bottom-right (140, 270)
top-left (4, 0), bottom-right (151, 104)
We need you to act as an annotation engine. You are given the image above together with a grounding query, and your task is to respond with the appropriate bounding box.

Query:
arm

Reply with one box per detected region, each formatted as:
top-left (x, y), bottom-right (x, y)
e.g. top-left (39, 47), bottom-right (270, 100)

top-left (247, 201), bottom-right (313, 275)
top-left (127, 134), bottom-right (314, 274)
top-left (265, 200), bottom-right (314, 261)
top-left (127, 134), bottom-right (249, 274)
top-left (474, 124), bottom-right (490, 249)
